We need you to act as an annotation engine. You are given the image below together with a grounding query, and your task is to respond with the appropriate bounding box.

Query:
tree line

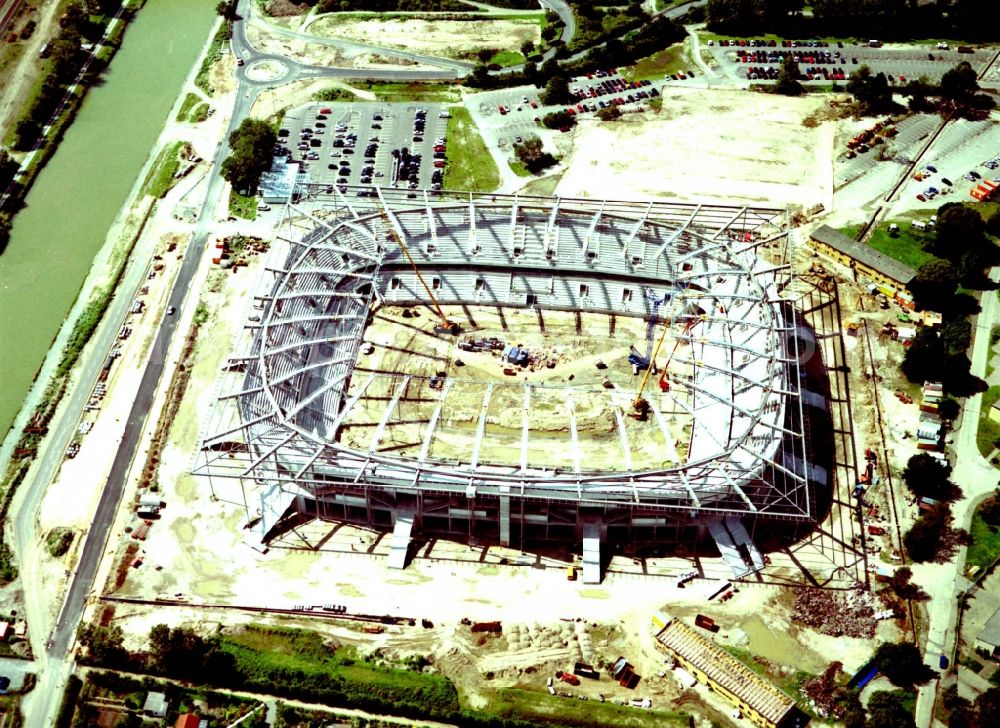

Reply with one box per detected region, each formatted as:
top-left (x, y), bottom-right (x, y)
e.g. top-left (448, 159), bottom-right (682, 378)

top-left (900, 202), bottom-right (999, 398)
top-left (707, 0), bottom-right (992, 41)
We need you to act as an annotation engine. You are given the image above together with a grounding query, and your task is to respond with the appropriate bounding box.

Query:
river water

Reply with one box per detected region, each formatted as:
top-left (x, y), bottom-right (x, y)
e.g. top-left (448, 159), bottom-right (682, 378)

top-left (0, 0), bottom-right (217, 437)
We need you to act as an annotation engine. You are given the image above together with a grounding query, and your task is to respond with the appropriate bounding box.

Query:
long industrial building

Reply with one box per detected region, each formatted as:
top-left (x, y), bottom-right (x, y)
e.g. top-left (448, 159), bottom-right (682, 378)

top-left (195, 187), bottom-right (830, 580)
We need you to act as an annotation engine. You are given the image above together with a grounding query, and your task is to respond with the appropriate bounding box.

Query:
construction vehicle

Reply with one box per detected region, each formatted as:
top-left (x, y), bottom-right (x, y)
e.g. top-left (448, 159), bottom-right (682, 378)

top-left (659, 314), bottom-right (702, 393)
top-left (381, 209), bottom-right (460, 335)
top-left (503, 344), bottom-right (529, 366)
top-left (566, 565), bottom-right (577, 581)
top-left (556, 671), bottom-right (580, 686)
top-left (628, 345), bottom-right (651, 371)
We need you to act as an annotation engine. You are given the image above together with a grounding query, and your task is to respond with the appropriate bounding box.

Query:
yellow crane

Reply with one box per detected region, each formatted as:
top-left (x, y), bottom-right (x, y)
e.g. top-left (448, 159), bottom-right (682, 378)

top-left (382, 211), bottom-right (460, 335)
top-left (630, 319), bottom-right (671, 421)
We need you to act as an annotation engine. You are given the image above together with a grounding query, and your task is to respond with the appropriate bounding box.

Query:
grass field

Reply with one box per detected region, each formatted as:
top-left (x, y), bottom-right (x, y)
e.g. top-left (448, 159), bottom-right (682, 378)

top-left (485, 688), bottom-right (690, 728)
top-left (358, 81), bottom-right (461, 102)
top-left (622, 44), bottom-right (687, 82)
top-left (866, 225), bottom-right (937, 269)
top-left (228, 190), bottom-right (258, 221)
top-left (509, 160), bottom-right (533, 177)
top-left (176, 93), bottom-right (200, 122)
top-left (490, 49), bottom-right (526, 67)
top-left (195, 22), bottom-right (230, 96)
top-left (977, 385), bottom-right (1000, 458)
top-left (965, 506), bottom-right (1000, 573)
top-left (443, 107), bottom-right (500, 192)
top-left (220, 625), bottom-right (459, 713)
top-left (838, 222), bottom-right (938, 270)
top-left (141, 142), bottom-right (185, 199)
top-left (519, 172), bottom-right (562, 196)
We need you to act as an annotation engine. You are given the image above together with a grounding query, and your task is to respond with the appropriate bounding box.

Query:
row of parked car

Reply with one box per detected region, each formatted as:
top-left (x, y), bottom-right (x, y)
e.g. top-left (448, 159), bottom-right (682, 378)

top-left (713, 39), bottom-right (843, 49)
top-left (735, 49), bottom-right (851, 65)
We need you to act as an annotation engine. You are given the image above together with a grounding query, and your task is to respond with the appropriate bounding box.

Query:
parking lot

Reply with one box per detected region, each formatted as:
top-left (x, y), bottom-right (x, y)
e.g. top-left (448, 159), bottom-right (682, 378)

top-left (704, 38), bottom-right (996, 86)
top-left (469, 70), bottom-right (658, 150)
top-left (277, 101), bottom-right (451, 196)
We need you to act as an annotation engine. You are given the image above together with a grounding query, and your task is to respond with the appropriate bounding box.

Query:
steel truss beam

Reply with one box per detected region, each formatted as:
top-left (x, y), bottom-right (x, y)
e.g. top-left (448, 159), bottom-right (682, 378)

top-left (470, 382), bottom-right (494, 469)
top-left (419, 379), bottom-right (452, 462)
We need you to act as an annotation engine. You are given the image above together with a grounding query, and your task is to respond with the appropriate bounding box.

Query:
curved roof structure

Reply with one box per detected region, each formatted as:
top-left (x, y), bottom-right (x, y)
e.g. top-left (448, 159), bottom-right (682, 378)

top-left (197, 187), bottom-right (811, 523)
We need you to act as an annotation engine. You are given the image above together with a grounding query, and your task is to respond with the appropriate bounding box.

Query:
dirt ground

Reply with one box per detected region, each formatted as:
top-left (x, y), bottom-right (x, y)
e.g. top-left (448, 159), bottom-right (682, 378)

top-left (246, 23), bottom-right (435, 71)
top-left (344, 306), bottom-right (691, 471)
top-left (556, 87), bottom-right (835, 212)
top-left (307, 17), bottom-right (540, 61)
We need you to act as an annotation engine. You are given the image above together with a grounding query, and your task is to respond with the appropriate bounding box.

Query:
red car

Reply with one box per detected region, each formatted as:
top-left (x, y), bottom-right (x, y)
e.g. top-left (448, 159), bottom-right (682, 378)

top-left (434, 160), bottom-right (445, 167)
top-left (916, 193), bottom-right (927, 201)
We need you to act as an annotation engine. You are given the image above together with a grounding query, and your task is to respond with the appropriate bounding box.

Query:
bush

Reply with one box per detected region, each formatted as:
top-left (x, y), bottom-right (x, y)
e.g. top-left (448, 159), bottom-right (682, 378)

top-left (596, 105), bottom-right (622, 121)
top-left (46, 527), bottom-right (74, 558)
top-left (542, 110), bottom-right (574, 130)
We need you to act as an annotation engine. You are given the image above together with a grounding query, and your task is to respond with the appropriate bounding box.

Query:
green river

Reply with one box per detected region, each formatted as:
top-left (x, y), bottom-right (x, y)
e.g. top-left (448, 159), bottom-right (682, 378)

top-left (0, 0), bottom-right (218, 438)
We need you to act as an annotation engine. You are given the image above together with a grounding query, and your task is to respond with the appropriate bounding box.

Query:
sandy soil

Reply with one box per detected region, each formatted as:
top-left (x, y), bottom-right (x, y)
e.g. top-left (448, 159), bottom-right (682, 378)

top-left (556, 87), bottom-right (835, 212)
top-left (308, 17), bottom-right (540, 60)
top-left (250, 80), bottom-right (375, 123)
top-left (344, 306), bottom-right (690, 471)
top-left (245, 24), bottom-right (434, 70)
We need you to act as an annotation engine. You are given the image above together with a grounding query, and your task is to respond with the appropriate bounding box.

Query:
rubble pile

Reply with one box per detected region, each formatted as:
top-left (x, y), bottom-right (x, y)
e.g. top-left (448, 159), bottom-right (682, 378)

top-left (792, 588), bottom-right (878, 639)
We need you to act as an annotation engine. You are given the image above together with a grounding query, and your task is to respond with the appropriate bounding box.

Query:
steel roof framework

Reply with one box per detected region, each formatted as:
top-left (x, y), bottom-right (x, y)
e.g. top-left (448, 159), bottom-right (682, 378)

top-left (195, 187), bottom-right (813, 522)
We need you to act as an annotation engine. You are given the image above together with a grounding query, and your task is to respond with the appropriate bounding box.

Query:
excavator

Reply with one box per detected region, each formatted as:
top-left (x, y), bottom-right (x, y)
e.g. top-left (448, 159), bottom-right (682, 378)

top-left (383, 211), bottom-right (460, 335)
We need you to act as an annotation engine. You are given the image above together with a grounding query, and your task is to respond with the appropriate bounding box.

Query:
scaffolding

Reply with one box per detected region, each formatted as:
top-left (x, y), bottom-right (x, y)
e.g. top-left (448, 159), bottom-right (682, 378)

top-left (194, 187), bottom-right (816, 546)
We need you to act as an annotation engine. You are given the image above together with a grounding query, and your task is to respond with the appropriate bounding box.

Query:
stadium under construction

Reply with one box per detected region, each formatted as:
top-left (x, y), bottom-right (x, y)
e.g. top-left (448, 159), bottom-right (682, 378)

top-left (195, 187), bottom-right (833, 582)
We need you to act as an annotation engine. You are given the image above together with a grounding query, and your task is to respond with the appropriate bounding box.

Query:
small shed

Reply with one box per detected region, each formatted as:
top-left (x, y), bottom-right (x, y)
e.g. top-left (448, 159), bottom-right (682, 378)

top-left (175, 714), bottom-right (201, 728)
top-left (990, 399), bottom-right (1000, 425)
top-left (143, 691), bottom-right (168, 718)
top-left (976, 608), bottom-right (1000, 656)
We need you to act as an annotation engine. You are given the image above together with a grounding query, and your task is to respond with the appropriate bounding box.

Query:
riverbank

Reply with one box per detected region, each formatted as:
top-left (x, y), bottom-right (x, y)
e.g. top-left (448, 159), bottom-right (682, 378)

top-left (0, 0), bottom-right (218, 441)
top-left (0, 0), bottom-right (150, 255)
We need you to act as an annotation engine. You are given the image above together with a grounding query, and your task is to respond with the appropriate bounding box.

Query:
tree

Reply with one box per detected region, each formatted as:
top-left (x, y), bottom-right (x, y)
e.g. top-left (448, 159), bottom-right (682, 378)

top-left (888, 566), bottom-right (929, 601)
top-left (904, 502), bottom-right (953, 563)
top-left (901, 328), bottom-right (943, 383)
top-left (902, 453), bottom-right (951, 497)
top-left (867, 690), bottom-right (916, 728)
top-left (541, 75), bottom-right (572, 106)
top-left (513, 137), bottom-right (556, 174)
top-left (0, 150), bottom-right (18, 189)
top-left (871, 642), bottom-right (935, 688)
top-left (908, 258), bottom-right (958, 312)
top-left (775, 55), bottom-right (804, 96)
top-left (937, 396), bottom-right (960, 421)
top-left (848, 65), bottom-right (894, 115)
top-left (979, 490), bottom-right (1000, 527)
top-left (13, 119), bottom-right (41, 151)
top-left (220, 118), bottom-right (277, 193)
top-left (932, 202), bottom-right (987, 261)
top-left (520, 40), bottom-right (535, 57)
top-left (975, 686), bottom-right (1000, 721)
top-left (986, 210), bottom-right (1000, 239)
top-left (939, 61), bottom-right (979, 101)
top-left (941, 318), bottom-right (972, 356)
top-left (78, 623), bottom-right (128, 666)
top-left (216, 1), bottom-right (241, 22)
